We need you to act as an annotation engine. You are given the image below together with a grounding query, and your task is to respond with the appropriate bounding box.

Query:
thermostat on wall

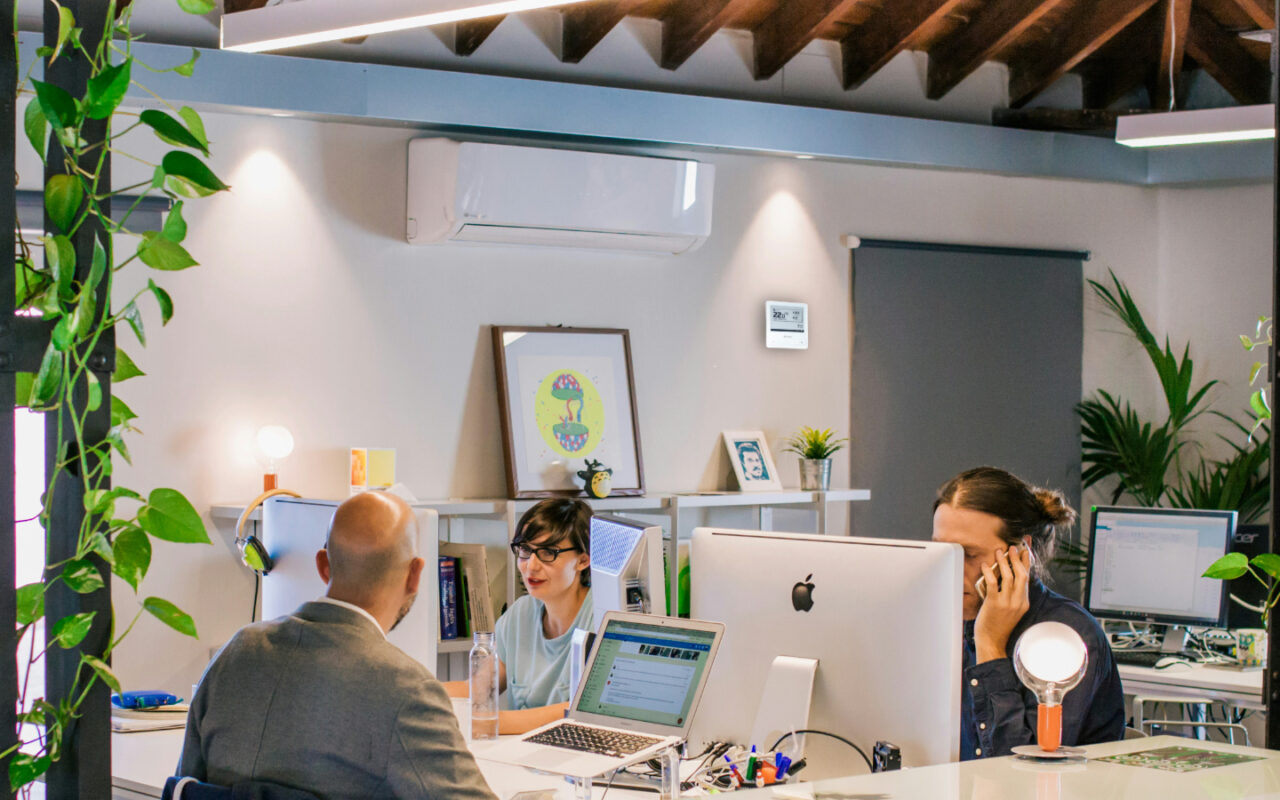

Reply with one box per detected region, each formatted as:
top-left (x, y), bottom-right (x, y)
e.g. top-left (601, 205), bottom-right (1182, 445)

top-left (765, 301), bottom-right (808, 349)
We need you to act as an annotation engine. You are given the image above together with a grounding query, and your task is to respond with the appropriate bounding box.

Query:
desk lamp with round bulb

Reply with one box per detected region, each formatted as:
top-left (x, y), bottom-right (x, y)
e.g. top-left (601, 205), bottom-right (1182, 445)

top-left (256, 425), bottom-right (294, 491)
top-left (1012, 621), bottom-right (1088, 759)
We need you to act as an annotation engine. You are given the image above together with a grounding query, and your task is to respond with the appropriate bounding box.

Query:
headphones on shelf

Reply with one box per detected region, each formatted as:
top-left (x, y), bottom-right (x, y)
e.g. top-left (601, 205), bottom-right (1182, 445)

top-left (235, 488), bottom-right (300, 575)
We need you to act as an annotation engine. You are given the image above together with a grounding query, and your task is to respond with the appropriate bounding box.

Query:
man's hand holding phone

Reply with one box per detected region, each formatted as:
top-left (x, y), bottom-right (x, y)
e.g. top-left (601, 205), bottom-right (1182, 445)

top-left (974, 544), bottom-right (1031, 664)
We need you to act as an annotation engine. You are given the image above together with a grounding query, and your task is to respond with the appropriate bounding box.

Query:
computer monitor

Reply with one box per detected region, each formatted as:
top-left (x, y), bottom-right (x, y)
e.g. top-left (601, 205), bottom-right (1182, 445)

top-left (1084, 506), bottom-right (1235, 640)
top-left (589, 515), bottom-right (666, 631)
top-left (689, 528), bottom-right (963, 777)
top-left (261, 496), bottom-right (440, 668)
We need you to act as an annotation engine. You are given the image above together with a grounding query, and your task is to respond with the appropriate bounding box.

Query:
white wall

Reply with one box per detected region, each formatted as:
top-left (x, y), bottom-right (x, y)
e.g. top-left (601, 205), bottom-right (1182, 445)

top-left (17, 107), bottom-right (1270, 693)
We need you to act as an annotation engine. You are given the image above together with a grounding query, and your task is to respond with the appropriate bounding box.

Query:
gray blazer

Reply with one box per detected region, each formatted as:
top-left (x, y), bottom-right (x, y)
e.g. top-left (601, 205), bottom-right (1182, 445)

top-left (178, 601), bottom-right (496, 800)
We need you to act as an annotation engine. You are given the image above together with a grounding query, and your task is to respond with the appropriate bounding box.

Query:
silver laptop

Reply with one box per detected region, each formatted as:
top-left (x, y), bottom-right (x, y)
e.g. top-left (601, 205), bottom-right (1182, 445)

top-left (478, 611), bottom-right (724, 778)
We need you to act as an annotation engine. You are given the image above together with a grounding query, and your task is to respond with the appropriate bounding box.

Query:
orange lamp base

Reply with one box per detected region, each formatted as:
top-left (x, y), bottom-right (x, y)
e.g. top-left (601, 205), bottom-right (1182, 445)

top-left (1037, 702), bottom-right (1062, 752)
top-left (263, 473), bottom-right (278, 491)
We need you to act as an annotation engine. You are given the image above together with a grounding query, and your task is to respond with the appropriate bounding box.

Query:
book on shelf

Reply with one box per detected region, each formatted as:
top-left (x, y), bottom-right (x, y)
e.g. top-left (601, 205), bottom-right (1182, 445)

top-left (439, 556), bottom-right (459, 640)
top-left (439, 542), bottom-right (498, 634)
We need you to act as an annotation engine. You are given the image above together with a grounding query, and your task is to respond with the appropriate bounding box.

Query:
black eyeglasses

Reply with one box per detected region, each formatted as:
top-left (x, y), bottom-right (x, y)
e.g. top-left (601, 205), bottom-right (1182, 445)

top-left (510, 542), bottom-right (581, 563)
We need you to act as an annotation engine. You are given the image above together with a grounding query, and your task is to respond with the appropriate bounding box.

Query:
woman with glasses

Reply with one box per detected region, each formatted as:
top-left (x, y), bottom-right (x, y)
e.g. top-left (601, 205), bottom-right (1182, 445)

top-left (445, 498), bottom-right (593, 734)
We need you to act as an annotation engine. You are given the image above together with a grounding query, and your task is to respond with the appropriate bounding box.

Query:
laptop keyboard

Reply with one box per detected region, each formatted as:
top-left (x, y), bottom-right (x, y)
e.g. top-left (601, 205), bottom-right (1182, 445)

top-left (523, 722), bottom-right (663, 758)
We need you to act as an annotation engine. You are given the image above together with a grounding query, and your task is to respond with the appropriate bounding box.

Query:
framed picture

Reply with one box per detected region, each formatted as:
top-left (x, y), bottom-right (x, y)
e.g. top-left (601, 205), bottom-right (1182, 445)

top-left (492, 326), bottom-right (645, 498)
top-left (722, 431), bottom-right (783, 492)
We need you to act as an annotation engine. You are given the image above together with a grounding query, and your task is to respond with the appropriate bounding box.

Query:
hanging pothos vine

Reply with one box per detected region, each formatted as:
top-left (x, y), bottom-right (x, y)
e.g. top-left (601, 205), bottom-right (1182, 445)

top-left (7, 0), bottom-right (227, 791)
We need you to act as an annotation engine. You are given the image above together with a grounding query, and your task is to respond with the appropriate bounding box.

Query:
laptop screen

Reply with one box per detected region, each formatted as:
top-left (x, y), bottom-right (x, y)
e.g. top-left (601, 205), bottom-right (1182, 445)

top-left (574, 618), bottom-right (718, 728)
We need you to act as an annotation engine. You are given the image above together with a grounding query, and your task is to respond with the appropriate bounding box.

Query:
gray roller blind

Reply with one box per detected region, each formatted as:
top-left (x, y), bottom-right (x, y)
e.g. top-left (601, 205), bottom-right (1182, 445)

top-left (850, 241), bottom-right (1084, 544)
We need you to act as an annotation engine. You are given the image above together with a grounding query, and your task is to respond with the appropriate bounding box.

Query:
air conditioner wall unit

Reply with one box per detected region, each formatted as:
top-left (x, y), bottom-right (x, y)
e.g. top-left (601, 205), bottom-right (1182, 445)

top-left (406, 138), bottom-right (715, 255)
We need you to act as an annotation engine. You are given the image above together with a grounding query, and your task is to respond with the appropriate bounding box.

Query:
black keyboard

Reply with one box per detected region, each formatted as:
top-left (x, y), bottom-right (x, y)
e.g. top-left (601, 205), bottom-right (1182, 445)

top-left (523, 722), bottom-right (663, 758)
top-left (1113, 650), bottom-right (1193, 667)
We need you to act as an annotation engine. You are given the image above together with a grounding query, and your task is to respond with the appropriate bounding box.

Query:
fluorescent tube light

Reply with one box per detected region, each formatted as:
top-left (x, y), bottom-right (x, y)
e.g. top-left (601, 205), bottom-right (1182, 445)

top-left (221, 0), bottom-right (593, 53)
top-left (1116, 104), bottom-right (1276, 148)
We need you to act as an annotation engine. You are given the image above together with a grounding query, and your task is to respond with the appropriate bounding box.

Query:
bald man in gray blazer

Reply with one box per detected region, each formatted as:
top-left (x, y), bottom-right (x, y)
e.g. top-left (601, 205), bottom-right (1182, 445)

top-left (178, 493), bottom-right (497, 800)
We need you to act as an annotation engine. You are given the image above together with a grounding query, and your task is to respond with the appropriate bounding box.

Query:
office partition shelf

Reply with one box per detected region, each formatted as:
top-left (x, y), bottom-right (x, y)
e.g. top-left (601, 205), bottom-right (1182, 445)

top-left (438, 639), bottom-right (474, 654)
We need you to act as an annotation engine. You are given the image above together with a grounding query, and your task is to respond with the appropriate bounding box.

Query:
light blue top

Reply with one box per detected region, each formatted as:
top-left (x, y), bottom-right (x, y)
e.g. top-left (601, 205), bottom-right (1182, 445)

top-left (494, 590), bottom-right (594, 710)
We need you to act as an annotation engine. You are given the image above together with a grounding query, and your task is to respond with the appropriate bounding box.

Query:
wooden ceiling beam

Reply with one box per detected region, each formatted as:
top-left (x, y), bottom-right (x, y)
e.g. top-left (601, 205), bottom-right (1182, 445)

top-left (1007, 0), bottom-right (1158, 109)
top-left (1152, 0), bottom-right (1191, 110)
top-left (840, 0), bottom-right (967, 90)
top-left (753, 0), bottom-right (862, 81)
top-left (453, 16), bottom-right (506, 56)
top-left (993, 107), bottom-right (1120, 133)
top-left (1227, 0), bottom-right (1276, 30)
top-left (561, 0), bottom-right (647, 64)
top-left (660, 0), bottom-right (754, 71)
top-left (926, 0), bottom-right (1067, 100)
top-left (223, 0), bottom-right (268, 12)
top-left (1183, 3), bottom-right (1272, 104)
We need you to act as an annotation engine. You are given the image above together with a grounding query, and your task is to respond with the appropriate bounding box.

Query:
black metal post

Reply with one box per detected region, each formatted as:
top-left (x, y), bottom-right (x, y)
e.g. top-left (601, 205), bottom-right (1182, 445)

top-left (1267, 0), bottom-right (1280, 751)
top-left (41, 1), bottom-right (113, 796)
top-left (0, 0), bottom-right (18, 797)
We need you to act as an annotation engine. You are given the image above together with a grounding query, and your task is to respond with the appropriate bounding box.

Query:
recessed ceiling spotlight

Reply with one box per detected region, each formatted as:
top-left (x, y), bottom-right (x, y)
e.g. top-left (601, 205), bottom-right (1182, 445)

top-left (795, 155), bottom-right (815, 160)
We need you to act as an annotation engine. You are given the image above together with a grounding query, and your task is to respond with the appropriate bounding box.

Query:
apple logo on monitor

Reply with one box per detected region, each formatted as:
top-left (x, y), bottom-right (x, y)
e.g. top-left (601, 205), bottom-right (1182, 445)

top-left (791, 574), bottom-right (815, 612)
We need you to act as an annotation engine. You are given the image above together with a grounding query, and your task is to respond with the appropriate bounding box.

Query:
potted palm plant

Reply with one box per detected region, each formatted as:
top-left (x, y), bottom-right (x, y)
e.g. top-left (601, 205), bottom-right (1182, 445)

top-left (784, 427), bottom-right (847, 491)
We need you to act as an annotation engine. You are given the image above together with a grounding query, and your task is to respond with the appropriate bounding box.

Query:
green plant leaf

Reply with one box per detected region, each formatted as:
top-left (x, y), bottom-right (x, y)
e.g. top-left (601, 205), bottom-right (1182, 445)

top-left (16, 257), bottom-right (49, 309)
top-left (176, 0), bottom-right (216, 13)
top-left (23, 102), bottom-right (47, 160)
top-left (174, 49), bottom-right (200, 77)
top-left (112, 526), bottom-right (150, 591)
top-left (139, 110), bottom-right (208, 156)
top-left (9, 753), bottom-right (52, 791)
top-left (50, 5), bottom-right (75, 63)
top-left (14, 372), bottom-right (33, 409)
top-left (51, 611), bottom-right (95, 649)
top-left (45, 174), bottom-right (83, 232)
top-left (1251, 553), bottom-right (1280, 579)
top-left (162, 201), bottom-right (188, 242)
top-left (178, 106), bottom-right (208, 148)
top-left (1250, 361), bottom-right (1264, 385)
top-left (111, 394), bottom-right (138, 426)
top-left (122, 301), bottom-right (145, 346)
top-left (147, 279), bottom-right (174, 324)
top-left (107, 424), bottom-right (132, 465)
top-left (16, 583), bottom-right (45, 625)
top-left (84, 60), bottom-right (132, 119)
top-left (161, 151), bottom-right (229, 197)
top-left (61, 559), bottom-right (105, 593)
top-left (82, 654), bottom-right (121, 693)
top-left (113, 348), bottom-right (144, 383)
top-left (137, 232), bottom-right (197, 271)
top-left (69, 292), bottom-right (96, 338)
top-left (30, 343), bottom-right (64, 409)
top-left (44, 234), bottom-right (76, 300)
top-left (143, 596), bottom-right (198, 638)
top-left (50, 315), bottom-right (73, 352)
top-left (1203, 552), bottom-right (1249, 580)
top-left (138, 488), bottom-right (210, 544)
top-left (85, 531), bottom-right (115, 565)
top-left (86, 370), bottom-right (101, 412)
top-left (31, 79), bottom-right (78, 132)
top-left (1242, 335), bottom-right (1255, 351)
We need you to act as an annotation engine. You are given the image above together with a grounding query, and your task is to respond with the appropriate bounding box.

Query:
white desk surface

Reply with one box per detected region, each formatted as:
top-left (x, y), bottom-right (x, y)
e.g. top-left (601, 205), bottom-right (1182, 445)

top-left (1118, 662), bottom-right (1265, 710)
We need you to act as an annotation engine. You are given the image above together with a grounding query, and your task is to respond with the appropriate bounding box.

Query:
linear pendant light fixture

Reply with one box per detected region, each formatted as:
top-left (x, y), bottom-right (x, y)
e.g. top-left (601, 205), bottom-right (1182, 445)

top-left (221, 0), bottom-right (594, 53)
top-left (1116, 104), bottom-right (1276, 147)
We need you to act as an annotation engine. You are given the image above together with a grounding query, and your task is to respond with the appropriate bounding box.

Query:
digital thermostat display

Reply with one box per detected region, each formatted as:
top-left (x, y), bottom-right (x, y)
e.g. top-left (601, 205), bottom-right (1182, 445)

top-left (765, 301), bottom-right (808, 349)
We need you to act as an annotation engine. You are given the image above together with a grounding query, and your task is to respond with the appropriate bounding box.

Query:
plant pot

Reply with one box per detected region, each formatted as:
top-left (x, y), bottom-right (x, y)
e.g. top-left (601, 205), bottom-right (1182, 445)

top-left (799, 458), bottom-right (832, 491)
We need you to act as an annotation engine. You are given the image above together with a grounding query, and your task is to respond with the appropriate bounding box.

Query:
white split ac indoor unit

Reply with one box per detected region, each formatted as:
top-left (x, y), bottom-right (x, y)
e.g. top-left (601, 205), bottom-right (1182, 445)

top-left (406, 138), bottom-right (715, 255)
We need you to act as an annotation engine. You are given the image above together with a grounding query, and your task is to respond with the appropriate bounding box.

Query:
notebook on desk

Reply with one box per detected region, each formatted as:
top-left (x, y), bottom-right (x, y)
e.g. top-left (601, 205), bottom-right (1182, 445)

top-left (480, 612), bottom-right (724, 778)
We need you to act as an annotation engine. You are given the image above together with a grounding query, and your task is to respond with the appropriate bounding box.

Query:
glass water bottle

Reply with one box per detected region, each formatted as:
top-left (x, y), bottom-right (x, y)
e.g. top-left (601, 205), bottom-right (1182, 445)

top-left (469, 631), bottom-right (500, 740)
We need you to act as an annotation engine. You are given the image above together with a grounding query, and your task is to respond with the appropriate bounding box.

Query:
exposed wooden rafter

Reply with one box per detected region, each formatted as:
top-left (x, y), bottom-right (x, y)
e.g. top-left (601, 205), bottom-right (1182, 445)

top-left (453, 16), bottom-right (506, 57)
top-left (1080, 14), bottom-right (1160, 109)
top-left (993, 107), bottom-right (1120, 133)
top-left (753, 0), bottom-right (861, 81)
top-left (1183, 3), bottom-right (1272, 104)
top-left (1226, 0), bottom-right (1277, 30)
top-left (1152, 0), bottom-right (1191, 111)
top-left (561, 0), bottom-right (647, 64)
top-left (660, 0), bottom-right (754, 71)
top-left (840, 0), bottom-right (966, 90)
top-left (926, 0), bottom-right (1067, 100)
top-left (1006, 0), bottom-right (1158, 108)
top-left (222, 0), bottom-right (268, 13)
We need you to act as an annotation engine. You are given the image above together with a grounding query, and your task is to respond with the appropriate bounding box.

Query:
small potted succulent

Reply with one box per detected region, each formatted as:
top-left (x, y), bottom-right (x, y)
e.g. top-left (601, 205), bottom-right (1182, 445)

top-left (783, 427), bottom-right (848, 491)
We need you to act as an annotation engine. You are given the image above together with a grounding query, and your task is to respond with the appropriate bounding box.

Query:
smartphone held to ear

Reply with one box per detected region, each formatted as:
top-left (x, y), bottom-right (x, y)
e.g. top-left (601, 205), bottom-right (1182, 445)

top-left (974, 545), bottom-right (1022, 600)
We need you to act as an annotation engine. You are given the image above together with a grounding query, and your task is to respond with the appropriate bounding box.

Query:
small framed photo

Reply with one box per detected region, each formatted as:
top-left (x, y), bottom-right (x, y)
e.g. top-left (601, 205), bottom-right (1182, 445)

top-left (722, 431), bottom-right (782, 492)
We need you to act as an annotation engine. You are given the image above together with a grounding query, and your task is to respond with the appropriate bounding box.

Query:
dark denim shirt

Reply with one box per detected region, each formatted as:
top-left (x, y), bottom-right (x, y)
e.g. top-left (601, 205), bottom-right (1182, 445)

top-left (960, 579), bottom-right (1124, 760)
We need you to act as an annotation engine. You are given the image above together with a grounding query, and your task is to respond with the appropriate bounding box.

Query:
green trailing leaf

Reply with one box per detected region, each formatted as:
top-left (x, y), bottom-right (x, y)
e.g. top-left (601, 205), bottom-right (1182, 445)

top-left (107, 424), bottom-right (132, 465)
top-left (1251, 361), bottom-right (1264, 385)
top-left (148, 279), bottom-right (174, 324)
top-left (14, 372), bottom-right (33, 410)
top-left (1252, 553), bottom-right (1280, 580)
top-left (1242, 335), bottom-right (1256, 351)
top-left (82, 654), bottom-right (121, 693)
top-left (86, 238), bottom-right (107, 296)
top-left (143, 596), bottom-right (198, 638)
top-left (44, 234), bottom-right (75, 300)
top-left (179, 106), bottom-right (208, 149)
top-left (16, 258), bottom-right (49, 308)
top-left (30, 343), bottom-right (64, 409)
top-left (122, 301), bottom-right (145, 346)
top-left (176, 0), bottom-right (216, 14)
top-left (85, 531), bottom-right (115, 565)
top-left (69, 292), bottom-right (96, 338)
top-left (84, 60), bottom-right (132, 119)
top-left (137, 231), bottom-right (197, 271)
top-left (51, 612), bottom-right (95, 649)
top-left (50, 5), bottom-right (74, 63)
top-left (61, 559), bottom-right (104, 594)
top-left (16, 583), bottom-right (45, 625)
top-left (111, 394), bottom-right (138, 427)
top-left (174, 49), bottom-right (200, 78)
top-left (113, 348), bottom-right (145, 383)
top-left (162, 201), bottom-right (188, 242)
top-left (50, 315), bottom-right (73, 352)
top-left (31, 79), bottom-right (78, 132)
top-left (138, 488), bottom-right (210, 544)
top-left (161, 151), bottom-right (229, 197)
top-left (1203, 552), bottom-right (1249, 580)
top-left (86, 371), bottom-right (102, 412)
top-left (1251, 388), bottom-right (1270, 420)
top-left (140, 110), bottom-right (208, 156)
top-left (112, 526), bottom-right (151, 591)
top-left (23, 102), bottom-right (47, 160)
top-left (9, 754), bottom-right (51, 791)
top-left (45, 174), bottom-right (83, 232)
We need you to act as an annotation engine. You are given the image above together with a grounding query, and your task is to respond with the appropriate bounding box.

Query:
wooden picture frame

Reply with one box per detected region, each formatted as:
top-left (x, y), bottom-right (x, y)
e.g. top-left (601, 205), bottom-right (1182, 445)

top-left (492, 326), bottom-right (645, 498)
top-left (722, 430), bottom-right (783, 492)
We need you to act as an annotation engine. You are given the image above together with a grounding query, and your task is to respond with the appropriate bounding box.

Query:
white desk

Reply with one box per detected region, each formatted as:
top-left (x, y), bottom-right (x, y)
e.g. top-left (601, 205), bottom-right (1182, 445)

top-left (731, 736), bottom-right (1280, 800)
top-left (1118, 663), bottom-right (1264, 711)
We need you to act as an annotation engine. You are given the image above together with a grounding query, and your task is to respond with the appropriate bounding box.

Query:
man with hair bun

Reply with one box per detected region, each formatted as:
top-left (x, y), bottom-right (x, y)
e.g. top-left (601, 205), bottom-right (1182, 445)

top-left (932, 466), bottom-right (1123, 759)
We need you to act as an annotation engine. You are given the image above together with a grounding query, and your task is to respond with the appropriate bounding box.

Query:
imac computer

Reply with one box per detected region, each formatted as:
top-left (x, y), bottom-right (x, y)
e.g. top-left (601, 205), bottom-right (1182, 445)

top-left (261, 496), bottom-right (440, 667)
top-left (588, 514), bottom-right (666, 631)
top-left (1084, 506), bottom-right (1235, 650)
top-left (689, 528), bottom-right (963, 777)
